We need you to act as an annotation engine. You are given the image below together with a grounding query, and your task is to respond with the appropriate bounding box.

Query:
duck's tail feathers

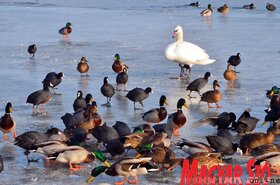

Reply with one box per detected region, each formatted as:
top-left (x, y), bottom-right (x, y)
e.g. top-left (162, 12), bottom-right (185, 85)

top-left (191, 117), bottom-right (218, 129)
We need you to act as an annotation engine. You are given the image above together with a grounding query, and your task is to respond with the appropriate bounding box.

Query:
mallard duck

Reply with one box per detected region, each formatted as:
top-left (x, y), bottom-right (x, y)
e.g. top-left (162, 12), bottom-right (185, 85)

top-left (206, 135), bottom-right (239, 155)
top-left (239, 127), bottom-right (280, 155)
top-left (167, 152), bottom-right (222, 171)
top-left (142, 95), bottom-right (168, 125)
top-left (123, 128), bottom-right (155, 150)
top-left (191, 112), bottom-right (236, 129)
top-left (47, 147), bottom-right (110, 171)
top-left (151, 132), bottom-right (171, 148)
top-left (231, 108), bottom-right (259, 134)
top-left (74, 102), bottom-right (104, 134)
top-left (263, 95), bottom-right (280, 124)
top-left (104, 139), bottom-right (125, 158)
top-left (59, 22), bottom-right (72, 39)
top-left (217, 4), bottom-right (229, 14)
top-left (266, 86), bottom-right (279, 99)
top-left (112, 53), bottom-right (128, 74)
top-left (249, 144), bottom-right (280, 157)
top-left (186, 72), bottom-right (211, 97)
top-left (200, 4), bottom-right (213, 17)
top-left (77, 57), bottom-right (89, 76)
top-left (243, 3), bottom-right (255, 10)
top-left (26, 81), bottom-right (53, 115)
top-left (136, 144), bottom-right (175, 169)
top-left (0, 102), bottom-right (16, 141)
top-left (217, 129), bottom-right (233, 141)
top-left (167, 98), bottom-right (188, 136)
top-left (33, 140), bottom-right (68, 156)
top-left (15, 127), bottom-right (68, 163)
top-left (0, 155), bottom-right (3, 173)
top-left (165, 26), bottom-right (215, 77)
top-left (116, 68), bottom-right (128, 91)
top-left (187, 2), bottom-right (199, 7)
top-left (27, 44), bottom-right (37, 58)
top-left (86, 157), bottom-right (158, 184)
top-left (100, 77), bottom-right (115, 107)
top-left (254, 152), bottom-right (280, 175)
top-left (126, 87), bottom-right (153, 110)
top-left (112, 121), bottom-right (131, 137)
top-left (62, 94), bottom-right (94, 129)
top-left (176, 138), bottom-right (213, 155)
top-left (224, 64), bottom-right (236, 87)
top-left (266, 3), bottom-right (276, 11)
top-left (42, 72), bottom-right (64, 93)
top-left (201, 80), bottom-right (222, 108)
top-left (227, 53), bottom-right (241, 71)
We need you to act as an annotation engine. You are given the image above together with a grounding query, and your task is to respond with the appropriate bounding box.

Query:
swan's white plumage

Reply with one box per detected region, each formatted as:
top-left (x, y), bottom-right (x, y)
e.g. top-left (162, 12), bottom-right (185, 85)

top-left (165, 26), bottom-right (215, 68)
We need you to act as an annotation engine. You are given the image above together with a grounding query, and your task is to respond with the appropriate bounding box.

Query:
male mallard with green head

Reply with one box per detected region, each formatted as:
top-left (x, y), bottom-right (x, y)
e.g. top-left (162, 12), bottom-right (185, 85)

top-left (59, 22), bottom-right (72, 39)
top-left (112, 53), bottom-right (128, 74)
top-left (142, 95), bottom-right (168, 125)
top-left (167, 98), bottom-right (188, 136)
top-left (86, 157), bottom-right (158, 184)
top-left (0, 102), bottom-right (16, 141)
top-left (47, 148), bottom-right (110, 171)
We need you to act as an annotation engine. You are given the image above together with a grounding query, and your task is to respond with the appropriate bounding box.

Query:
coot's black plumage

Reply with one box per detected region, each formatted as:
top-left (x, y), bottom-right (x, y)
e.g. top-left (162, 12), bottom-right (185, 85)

top-left (27, 44), bottom-right (37, 58)
top-left (266, 3), bottom-right (276, 11)
top-left (100, 77), bottom-right (115, 107)
top-left (73, 90), bottom-right (85, 112)
top-left (191, 112), bottom-right (236, 130)
top-left (42, 72), bottom-right (64, 88)
top-left (26, 81), bottom-right (53, 114)
top-left (227, 53), bottom-right (241, 71)
top-left (126, 87), bottom-right (153, 110)
top-left (116, 68), bottom-right (128, 91)
top-left (91, 123), bottom-right (119, 143)
top-left (0, 155), bottom-right (3, 173)
top-left (206, 135), bottom-right (238, 155)
top-left (112, 121), bottom-right (131, 137)
top-left (231, 108), bottom-right (259, 134)
top-left (186, 72), bottom-right (211, 97)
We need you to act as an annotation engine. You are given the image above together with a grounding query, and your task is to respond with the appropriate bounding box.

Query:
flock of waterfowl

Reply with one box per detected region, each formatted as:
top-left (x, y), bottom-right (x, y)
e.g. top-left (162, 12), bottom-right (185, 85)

top-left (0, 1), bottom-right (280, 185)
top-left (188, 2), bottom-right (277, 17)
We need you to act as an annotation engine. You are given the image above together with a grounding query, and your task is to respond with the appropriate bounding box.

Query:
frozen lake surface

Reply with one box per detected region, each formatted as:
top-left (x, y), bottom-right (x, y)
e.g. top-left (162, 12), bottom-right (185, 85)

top-left (0, 0), bottom-right (280, 184)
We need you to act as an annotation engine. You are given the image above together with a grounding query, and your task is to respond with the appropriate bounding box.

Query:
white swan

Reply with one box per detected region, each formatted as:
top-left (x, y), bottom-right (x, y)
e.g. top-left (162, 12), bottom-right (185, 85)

top-left (165, 26), bottom-right (215, 77)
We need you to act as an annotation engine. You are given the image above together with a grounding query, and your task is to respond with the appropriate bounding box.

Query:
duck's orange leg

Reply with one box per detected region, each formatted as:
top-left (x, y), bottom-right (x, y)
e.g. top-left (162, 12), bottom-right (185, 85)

top-left (173, 128), bottom-right (180, 136)
top-left (128, 176), bottom-right (138, 184)
top-left (69, 162), bottom-right (85, 171)
top-left (13, 130), bottom-right (17, 138)
top-left (114, 177), bottom-right (128, 185)
top-left (215, 103), bottom-right (222, 108)
top-left (3, 133), bottom-right (9, 141)
top-left (207, 103), bottom-right (214, 108)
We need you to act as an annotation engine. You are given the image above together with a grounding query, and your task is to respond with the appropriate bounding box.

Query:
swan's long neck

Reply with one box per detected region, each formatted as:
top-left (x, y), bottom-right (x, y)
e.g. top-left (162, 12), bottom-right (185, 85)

top-left (176, 32), bottom-right (184, 43)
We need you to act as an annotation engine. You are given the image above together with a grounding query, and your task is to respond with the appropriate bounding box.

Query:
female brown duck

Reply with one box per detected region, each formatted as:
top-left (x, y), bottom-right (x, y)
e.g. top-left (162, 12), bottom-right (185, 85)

top-left (201, 80), bottom-right (222, 108)
top-left (239, 127), bottom-right (280, 155)
top-left (0, 102), bottom-right (16, 141)
top-left (77, 57), bottom-right (89, 76)
top-left (224, 64), bottom-right (236, 87)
